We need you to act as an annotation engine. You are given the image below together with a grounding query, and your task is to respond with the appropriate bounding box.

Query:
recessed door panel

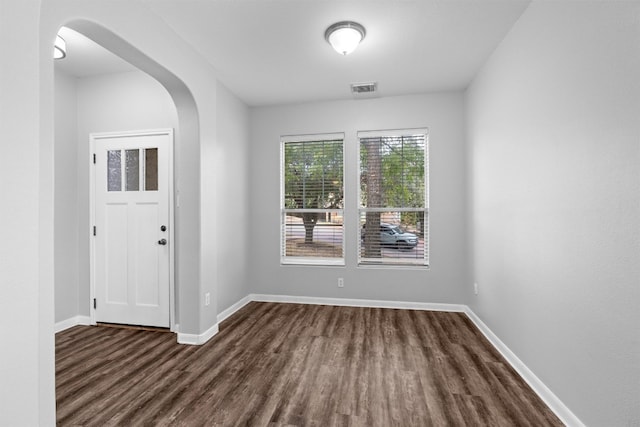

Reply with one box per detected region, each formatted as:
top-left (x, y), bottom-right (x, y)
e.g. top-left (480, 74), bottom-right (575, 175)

top-left (105, 203), bottom-right (128, 305)
top-left (135, 202), bottom-right (160, 307)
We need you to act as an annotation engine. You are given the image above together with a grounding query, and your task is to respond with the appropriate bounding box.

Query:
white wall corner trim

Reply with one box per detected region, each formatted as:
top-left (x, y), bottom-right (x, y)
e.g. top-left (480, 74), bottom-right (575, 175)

top-left (177, 323), bottom-right (219, 346)
top-left (250, 294), bottom-right (466, 312)
top-left (464, 308), bottom-right (585, 427)
top-left (54, 315), bottom-right (92, 333)
top-left (217, 294), bottom-right (252, 324)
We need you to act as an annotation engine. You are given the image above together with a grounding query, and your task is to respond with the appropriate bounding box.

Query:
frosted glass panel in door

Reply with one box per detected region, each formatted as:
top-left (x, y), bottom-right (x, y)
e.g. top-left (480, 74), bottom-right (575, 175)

top-left (125, 149), bottom-right (140, 191)
top-left (107, 150), bottom-right (122, 192)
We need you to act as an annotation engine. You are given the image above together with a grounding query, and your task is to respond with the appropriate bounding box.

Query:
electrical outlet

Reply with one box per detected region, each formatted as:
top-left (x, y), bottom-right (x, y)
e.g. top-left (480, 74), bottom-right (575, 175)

top-left (338, 278), bottom-right (344, 288)
top-left (205, 292), bottom-right (210, 306)
top-left (474, 283), bottom-right (479, 295)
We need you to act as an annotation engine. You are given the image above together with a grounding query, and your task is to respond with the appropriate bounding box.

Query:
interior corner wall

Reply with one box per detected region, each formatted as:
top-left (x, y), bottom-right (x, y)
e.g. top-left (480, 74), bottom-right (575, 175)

top-left (1, 1), bottom-right (54, 424)
top-left (215, 81), bottom-right (251, 314)
top-left (54, 69), bottom-right (80, 323)
top-left (75, 70), bottom-right (178, 316)
top-left (466, 2), bottom-right (640, 426)
top-left (249, 93), bottom-right (470, 304)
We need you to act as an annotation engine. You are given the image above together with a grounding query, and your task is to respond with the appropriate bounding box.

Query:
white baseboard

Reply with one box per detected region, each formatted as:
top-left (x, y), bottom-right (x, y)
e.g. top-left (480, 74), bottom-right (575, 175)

top-left (55, 315), bottom-right (222, 347)
top-left (217, 294), bottom-right (252, 323)
top-left (177, 323), bottom-right (219, 345)
top-left (55, 315), bottom-right (91, 333)
top-left (464, 307), bottom-right (584, 427)
top-left (250, 293), bottom-right (466, 312)
top-left (176, 294), bottom-right (254, 346)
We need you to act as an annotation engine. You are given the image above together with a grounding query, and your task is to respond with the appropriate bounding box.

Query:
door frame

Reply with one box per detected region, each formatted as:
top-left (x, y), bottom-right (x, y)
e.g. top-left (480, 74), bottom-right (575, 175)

top-left (89, 128), bottom-right (176, 331)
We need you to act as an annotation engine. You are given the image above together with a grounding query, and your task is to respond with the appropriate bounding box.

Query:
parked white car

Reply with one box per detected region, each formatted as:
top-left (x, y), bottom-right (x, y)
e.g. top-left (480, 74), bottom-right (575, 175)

top-left (362, 223), bottom-right (419, 250)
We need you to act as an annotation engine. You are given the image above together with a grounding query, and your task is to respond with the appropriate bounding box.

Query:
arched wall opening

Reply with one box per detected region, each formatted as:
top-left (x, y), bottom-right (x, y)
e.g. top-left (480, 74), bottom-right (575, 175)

top-left (52, 18), bottom-right (202, 335)
top-left (2, 2), bottom-right (237, 423)
top-left (53, 26), bottom-right (180, 331)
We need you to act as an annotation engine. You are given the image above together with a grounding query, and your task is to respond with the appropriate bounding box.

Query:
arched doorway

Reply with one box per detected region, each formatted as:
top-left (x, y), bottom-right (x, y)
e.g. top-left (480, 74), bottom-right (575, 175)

top-left (8, 4), bottom-right (215, 422)
top-left (53, 25), bottom-right (182, 331)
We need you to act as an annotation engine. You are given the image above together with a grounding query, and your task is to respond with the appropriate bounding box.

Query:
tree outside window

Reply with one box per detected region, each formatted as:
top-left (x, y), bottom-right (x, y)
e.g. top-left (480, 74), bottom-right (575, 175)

top-left (281, 136), bottom-right (344, 264)
top-left (359, 130), bottom-right (429, 266)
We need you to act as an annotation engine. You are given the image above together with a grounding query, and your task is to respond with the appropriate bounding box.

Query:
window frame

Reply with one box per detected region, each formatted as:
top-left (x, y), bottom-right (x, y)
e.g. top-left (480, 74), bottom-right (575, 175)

top-left (280, 133), bottom-right (346, 266)
top-left (357, 128), bottom-right (430, 268)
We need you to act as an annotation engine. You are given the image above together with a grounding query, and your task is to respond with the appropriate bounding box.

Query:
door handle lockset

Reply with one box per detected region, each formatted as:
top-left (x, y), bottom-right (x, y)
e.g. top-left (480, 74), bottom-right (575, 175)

top-left (158, 239), bottom-right (168, 245)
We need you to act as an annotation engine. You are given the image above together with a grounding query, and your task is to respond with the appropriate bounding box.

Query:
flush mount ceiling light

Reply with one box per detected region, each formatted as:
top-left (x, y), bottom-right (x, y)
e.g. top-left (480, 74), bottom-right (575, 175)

top-left (54, 35), bottom-right (66, 59)
top-left (325, 21), bottom-right (366, 55)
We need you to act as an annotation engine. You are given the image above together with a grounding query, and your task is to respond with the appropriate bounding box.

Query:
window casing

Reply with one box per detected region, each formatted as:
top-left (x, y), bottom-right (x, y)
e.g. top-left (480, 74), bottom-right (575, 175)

top-left (358, 129), bottom-right (429, 267)
top-left (281, 134), bottom-right (345, 265)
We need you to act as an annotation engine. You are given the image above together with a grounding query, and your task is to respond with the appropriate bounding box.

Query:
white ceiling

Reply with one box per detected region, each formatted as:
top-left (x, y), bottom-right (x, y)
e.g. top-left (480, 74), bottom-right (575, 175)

top-left (56, 0), bottom-right (530, 107)
top-left (55, 27), bottom-right (137, 78)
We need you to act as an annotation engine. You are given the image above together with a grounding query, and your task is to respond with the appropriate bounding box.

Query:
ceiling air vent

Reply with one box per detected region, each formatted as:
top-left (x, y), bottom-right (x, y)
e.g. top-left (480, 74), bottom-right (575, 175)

top-left (351, 82), bottom-right (378, 99)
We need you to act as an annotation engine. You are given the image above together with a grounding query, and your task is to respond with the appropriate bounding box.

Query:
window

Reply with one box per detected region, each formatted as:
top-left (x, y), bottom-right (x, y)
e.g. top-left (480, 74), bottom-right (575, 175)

top-left (281, 134), bottom-right (344, 265)
top-left (107, 148), bottom-right (158, 192)
top-left (358, 129), bottom-right (429, 266)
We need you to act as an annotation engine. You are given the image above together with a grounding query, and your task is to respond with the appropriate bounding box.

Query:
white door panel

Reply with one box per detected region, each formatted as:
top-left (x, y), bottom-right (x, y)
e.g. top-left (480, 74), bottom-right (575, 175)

top-left (104, 203), bottom-right (128, 305)
top-left (135, 202), bottom-right (161, 307)
top-left (92, 130), bottom-right (172, 328)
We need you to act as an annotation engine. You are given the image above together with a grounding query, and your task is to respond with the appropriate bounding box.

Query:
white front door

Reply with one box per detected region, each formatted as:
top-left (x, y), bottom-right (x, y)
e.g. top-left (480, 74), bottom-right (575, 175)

top-left (91, 130), bottom-right (173, 328)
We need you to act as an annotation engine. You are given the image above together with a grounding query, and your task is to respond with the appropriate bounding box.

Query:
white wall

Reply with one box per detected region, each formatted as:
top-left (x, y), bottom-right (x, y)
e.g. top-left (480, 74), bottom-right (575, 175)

top-left (466, 2), bottom-right (640, 426)
top-left (249, 93), bottom-right (470, 303)
top-left (0, 1), bottom-right (55, 424)
top-left (215, 82), bottom-right (251, 314)
top-left (54, 69), bottom-right (80, 323)
top-left (75, 70), bottom-right (178, 317)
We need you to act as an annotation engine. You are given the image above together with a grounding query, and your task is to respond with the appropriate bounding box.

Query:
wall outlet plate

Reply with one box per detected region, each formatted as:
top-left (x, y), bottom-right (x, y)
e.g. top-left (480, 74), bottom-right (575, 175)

top-left (338, 278), bottom-right (344, 288)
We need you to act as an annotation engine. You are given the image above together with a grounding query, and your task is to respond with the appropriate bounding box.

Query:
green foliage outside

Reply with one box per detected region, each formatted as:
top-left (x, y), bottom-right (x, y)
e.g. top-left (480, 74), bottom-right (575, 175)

top-left (360, 135), bottom-right (426, 224)
top-left (283, 135), bottom-right (425, 248)
top-left (284, 140), bottom-right (343, 243)
top-left (360, 135), bottom-right (426, 258)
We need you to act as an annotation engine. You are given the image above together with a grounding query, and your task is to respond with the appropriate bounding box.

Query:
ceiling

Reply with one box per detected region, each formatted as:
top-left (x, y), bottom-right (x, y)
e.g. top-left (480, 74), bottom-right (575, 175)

top-left (55, 27), bottom-right (137, 77)
top-left (56, 0), bottom-right (530, 107)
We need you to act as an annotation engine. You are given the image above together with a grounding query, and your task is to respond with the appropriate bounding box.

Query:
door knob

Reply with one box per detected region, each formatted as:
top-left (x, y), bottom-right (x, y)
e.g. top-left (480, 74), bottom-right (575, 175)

top-left (158, 239), bottom-right (167, 245)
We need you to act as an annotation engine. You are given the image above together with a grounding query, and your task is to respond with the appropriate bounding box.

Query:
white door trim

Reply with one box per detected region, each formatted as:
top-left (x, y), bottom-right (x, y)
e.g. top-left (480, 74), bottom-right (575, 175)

top-left (89, 128), bottom-right (176, 332)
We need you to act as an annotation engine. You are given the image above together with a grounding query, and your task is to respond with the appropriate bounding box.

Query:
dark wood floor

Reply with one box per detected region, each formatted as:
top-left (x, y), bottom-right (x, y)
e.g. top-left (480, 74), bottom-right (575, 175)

top-left (56, 302), bottom-right (563, 426)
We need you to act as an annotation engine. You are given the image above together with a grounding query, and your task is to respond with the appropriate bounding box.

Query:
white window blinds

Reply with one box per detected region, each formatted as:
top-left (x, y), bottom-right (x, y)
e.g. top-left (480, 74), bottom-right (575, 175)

top-left (358, 130), bottom-right (429, 266)
top-left (281, 135), bottom-right (344, 265)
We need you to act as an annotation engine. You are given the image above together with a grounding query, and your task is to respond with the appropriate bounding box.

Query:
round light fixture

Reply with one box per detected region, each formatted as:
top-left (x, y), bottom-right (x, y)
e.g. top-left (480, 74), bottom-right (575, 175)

top-left (54, 35), bottom-right (66, 60)
top-left (325, 21), bottom-right (366, 55)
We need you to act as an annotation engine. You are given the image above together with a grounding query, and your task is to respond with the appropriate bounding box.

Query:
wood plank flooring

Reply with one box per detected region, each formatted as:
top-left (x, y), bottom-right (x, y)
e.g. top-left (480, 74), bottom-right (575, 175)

top-left (56, 302), bottom-right (563, 426)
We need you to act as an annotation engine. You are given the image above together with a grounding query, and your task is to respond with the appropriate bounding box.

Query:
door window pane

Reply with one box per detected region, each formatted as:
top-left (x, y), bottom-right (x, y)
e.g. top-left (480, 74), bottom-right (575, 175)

top-left (125, 149), bottom-right (140, 191)
top-left (107, 150), bottom-right (122, 192)
top-left (145, 148), bottom-right (158, 191)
